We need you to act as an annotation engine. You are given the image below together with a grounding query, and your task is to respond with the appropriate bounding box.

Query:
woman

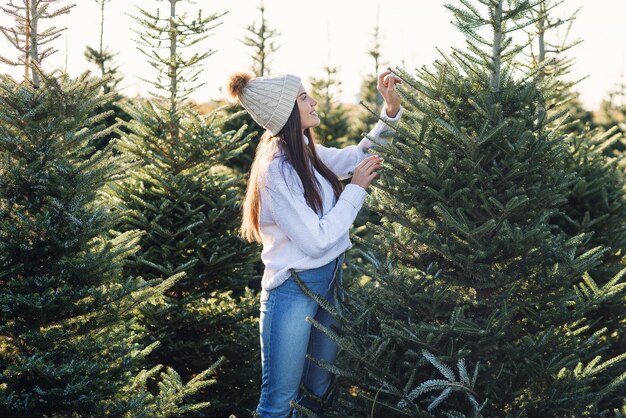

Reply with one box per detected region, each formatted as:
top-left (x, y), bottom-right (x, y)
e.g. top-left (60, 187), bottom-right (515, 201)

top-left (227, 69), bottom-right (403, 417)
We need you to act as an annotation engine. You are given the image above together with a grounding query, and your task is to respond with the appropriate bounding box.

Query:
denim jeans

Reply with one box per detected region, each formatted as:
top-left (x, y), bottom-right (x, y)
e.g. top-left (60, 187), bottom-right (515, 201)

top-left (256, 252), bottom-right (345, 418)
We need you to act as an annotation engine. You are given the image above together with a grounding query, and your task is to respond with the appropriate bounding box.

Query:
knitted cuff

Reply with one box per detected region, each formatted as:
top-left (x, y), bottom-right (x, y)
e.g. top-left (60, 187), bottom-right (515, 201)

top-left (339, 183), bottom-right (367, 211)
top-left (359, 105), bottom-right (404, 152)
top-left (340, 184), bottom-right (368, 210)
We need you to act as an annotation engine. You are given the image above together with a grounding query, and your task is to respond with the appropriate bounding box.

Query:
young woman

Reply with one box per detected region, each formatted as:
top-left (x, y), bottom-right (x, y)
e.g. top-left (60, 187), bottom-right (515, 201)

top-left (227, 69), bottom-right (403, 417)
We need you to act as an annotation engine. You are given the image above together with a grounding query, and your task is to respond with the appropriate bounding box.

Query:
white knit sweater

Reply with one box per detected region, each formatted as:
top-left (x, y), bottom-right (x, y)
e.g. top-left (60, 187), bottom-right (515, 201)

top-left (258, 106), bottom-right (404, 290)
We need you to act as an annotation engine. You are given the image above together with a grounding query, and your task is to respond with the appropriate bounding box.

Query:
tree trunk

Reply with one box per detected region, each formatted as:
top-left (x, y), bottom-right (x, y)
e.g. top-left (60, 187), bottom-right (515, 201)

top-left (29, 0), bottom-right (40, 87)
top-left (490, 0), bottom-right (503, 92)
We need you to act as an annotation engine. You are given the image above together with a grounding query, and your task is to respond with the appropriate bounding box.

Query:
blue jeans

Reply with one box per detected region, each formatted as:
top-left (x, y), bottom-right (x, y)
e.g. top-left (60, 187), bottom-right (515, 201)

top-left (256, 253), bottom-right (345, 418)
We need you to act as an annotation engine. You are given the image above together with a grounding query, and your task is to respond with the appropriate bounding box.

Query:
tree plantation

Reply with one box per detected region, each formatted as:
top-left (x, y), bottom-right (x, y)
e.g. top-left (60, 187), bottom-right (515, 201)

top-left (0, 0), bottom-right (624, 417)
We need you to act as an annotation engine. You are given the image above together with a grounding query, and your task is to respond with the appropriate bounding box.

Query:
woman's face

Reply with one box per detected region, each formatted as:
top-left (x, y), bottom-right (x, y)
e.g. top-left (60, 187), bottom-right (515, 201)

top-left (296, 85), bottom-right (319, 131)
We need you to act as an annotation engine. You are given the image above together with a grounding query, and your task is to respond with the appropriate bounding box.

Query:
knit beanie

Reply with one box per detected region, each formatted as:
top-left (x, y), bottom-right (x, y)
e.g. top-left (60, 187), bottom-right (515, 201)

top-left (227, 72), bottom-right (301, 136)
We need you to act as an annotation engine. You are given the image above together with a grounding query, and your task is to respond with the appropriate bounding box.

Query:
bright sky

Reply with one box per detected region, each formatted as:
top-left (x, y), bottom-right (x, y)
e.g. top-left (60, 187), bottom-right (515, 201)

top-left (1, 0), bottom-right (625, 110)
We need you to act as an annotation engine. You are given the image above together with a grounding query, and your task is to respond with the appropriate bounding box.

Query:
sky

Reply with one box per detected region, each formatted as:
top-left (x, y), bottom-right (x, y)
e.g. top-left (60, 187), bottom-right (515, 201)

top-left (1, 0), bottom-right (625, 110)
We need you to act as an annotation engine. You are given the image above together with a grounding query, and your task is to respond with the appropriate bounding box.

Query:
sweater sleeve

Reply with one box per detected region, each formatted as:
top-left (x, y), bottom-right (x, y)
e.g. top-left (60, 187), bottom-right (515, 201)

top-left (262, 159), bottom-right (367, 258)
top-left (314, 105), bottom-right (404, 180)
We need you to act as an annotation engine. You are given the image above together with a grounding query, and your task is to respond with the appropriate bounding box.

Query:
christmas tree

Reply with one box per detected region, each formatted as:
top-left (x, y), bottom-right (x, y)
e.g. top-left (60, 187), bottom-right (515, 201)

top-left (342, 16), bottom-right (393, 284)
top-left (111, 0), bottom-right (260, 416)
top-left (242, 0), bottom-right (280, 79)
top-left (83, 0), bottom-right (131, 153)
top-left (308, 65), bottom-right (351, 150)
top-left (519, 0), bottom-right (594, 136)
top-left (0, 2), bottom-right (222, 414)
top-left (306, 0), bottom-right (626, 416)
top-left (596, 79), bottom-right (626, 157)
top-left (527, 0), bottom-right (626, 364)
top-left (84, 0), bottom-right (120, 95)
top-left (353, 15), bottom-right (387, 139)
top-left (220, 1), bottom-right (281, 174)
top-left (0, 69), bottom-right (133, 417)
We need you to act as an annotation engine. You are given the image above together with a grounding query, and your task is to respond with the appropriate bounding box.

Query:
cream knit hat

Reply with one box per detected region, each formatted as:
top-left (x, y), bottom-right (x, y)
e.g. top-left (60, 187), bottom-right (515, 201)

top-left (227, 72), bottom-right (302, 136)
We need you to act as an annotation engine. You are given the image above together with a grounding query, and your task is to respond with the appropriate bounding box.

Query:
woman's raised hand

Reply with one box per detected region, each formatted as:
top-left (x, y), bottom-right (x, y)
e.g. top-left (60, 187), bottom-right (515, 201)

top-left (377, 69), bottom-right (401, 118)
top-left (351, 155), bottom-right (384, 190)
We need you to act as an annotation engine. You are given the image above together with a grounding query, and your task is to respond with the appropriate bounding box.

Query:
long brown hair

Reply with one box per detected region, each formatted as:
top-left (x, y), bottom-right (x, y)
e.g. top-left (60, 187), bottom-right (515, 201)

top-left (240, 102), bottom-right (344, 243)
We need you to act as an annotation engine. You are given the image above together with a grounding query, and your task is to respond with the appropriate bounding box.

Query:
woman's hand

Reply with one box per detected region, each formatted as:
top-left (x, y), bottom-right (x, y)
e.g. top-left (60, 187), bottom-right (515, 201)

top-left (351, 155), bottom-right (384, 190)
top-left (377, 69), bottom-right (401, 118)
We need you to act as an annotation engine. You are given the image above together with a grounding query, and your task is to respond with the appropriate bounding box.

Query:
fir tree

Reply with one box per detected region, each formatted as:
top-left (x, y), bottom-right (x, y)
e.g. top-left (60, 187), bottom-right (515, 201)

top-left (521, 0), bottom-right (593, 135)
top-left (353, 13), bottom-right (387, 139)
top-left (0, 0), bottom-right (73, 87)
top-left (112, 1), bottom-right (260, 416)
top-left (0, 2), bottom-right (225, 416)
top-left (83, 0), bottom-right (130, 152)
top-left (220, 1), bottom-right (282, 174)
top-left (0, 55), bottom-right (220, 418)
top-left (596, 78), bottom-right (626, 156)
top-left (308, 65), bottom-right (350, 149)
top-left (84, 0), bottom-right (120, 94)
top-left (242, 1), bottom-right (279, 78)
top-left (307, 1), bottom-right (626, 416)
top-left (527, 0), bottom-right (626, 360)
top-left (0, 69), bottom-right (136, 418)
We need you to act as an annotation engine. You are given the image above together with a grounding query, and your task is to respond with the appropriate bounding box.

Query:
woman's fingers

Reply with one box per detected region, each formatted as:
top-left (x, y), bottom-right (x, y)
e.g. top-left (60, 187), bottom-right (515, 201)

top-left (377, 70), bottom-right (392, 87)
top-left (357, 155), bottom-right (380, 167)
top-left (351, 156), bottom-right (384, 189)
top-left (377, 70), bottom-right (402, 90)
top-left (360, 160), bottom-right (383, 178)
top-left (358, 156), bottom-right (383, 171)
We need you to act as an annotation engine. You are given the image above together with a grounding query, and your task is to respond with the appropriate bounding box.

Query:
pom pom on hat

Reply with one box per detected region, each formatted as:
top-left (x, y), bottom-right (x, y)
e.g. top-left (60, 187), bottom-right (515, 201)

top-left (227, 71), bottom-right (254, 101)
top-left (226, 72), bottom-right (301, 136)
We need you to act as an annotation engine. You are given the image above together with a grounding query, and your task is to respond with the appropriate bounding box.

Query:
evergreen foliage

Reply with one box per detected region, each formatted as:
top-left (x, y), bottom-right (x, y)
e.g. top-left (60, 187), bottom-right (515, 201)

top-left (596, 79), bottom-right (626, 157)
top-left (217, 106), bottom-right (257, 175)
top-left (0, 1), bottom-right (224, 414)
top-left (84, 0), bottom-right (130, 153)
top-left (527, 0), bottom-right (626, 363)
top-left (84, 0), bottom-right (120, 94)
top-left (0, 0), bottom-right (74, 87)
top-left (315, 0), bottom-right (626, 416)
top-left (520, 0), bottom-right (594, 135)
top-left (220, 1), bottom-right (282, 174)
top-left (111, 1), bottom-right (261, 415)
top-left (0, 70), bottom-right (219, 417)
top-left (0, 69), bottom-right (135, 416)
top-left (242, 1), bottom-right (279, 78)
top-left (308, 65), bottom-right (351, 149)
top-left (354, 18), bottom-right (386, 138)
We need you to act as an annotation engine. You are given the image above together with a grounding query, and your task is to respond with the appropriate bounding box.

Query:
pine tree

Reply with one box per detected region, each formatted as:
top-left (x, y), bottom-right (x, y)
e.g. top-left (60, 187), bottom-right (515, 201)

top-left (220, 1), bottom-right (281, 174)
top-left (84, 0), bottom-right (120, 94)
top-left (521, 0), bottom-right (593, 135)
top-left (112, 1), bottom-right (260, 416)
top-left (242, 1), bottom-right (279, 78)
top-left (345, 17), bottom-right (393, 292)
top-left (0, 68), bottom-right (218, 418)
top-left (528, 0), bottom-right (626, 361)
top-left (596, 78), bottom-right (626, 157)
top-left (353, 13), bottom-right (387, 139)
top-left (308, 65), bottom-right (350, 149)
top-left (0, 70), bottom-right (131, 418)
top-left (0, 0), bottom-right (73, 87)
top-left (309, 1), bottom-right (626, 416)
top-left (83, 0), bottom-right (130, 152)
top-left (0, 2), bottom-right (226, 416)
